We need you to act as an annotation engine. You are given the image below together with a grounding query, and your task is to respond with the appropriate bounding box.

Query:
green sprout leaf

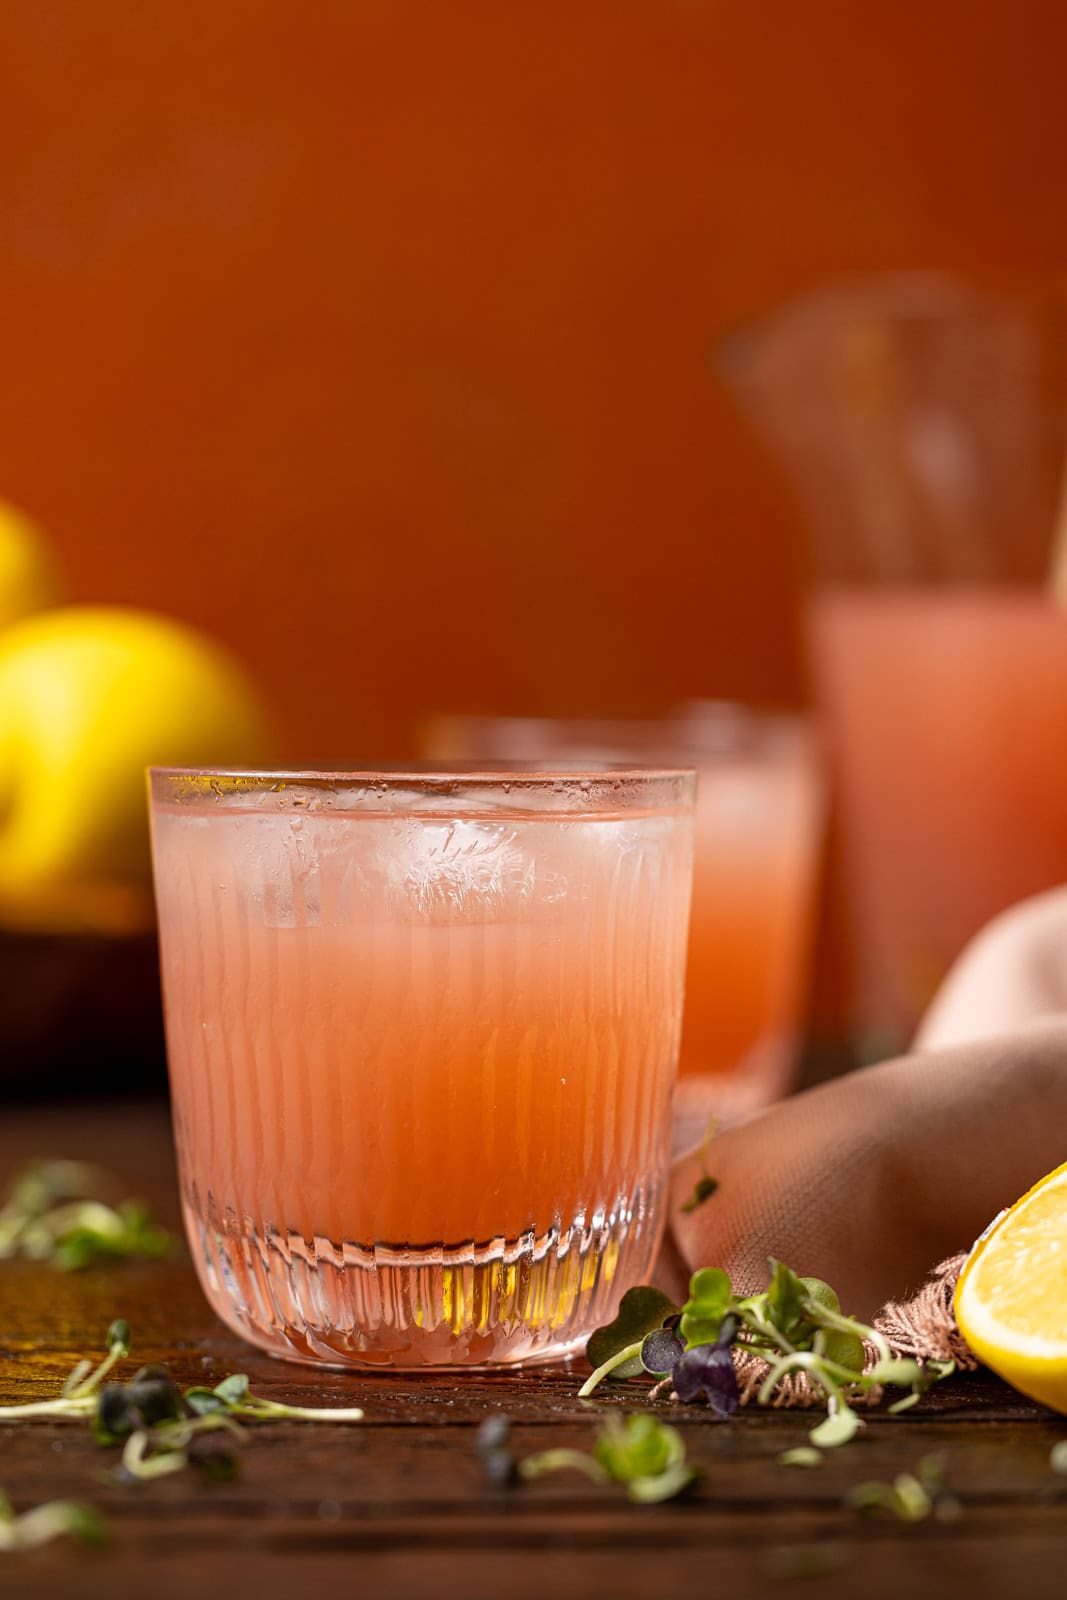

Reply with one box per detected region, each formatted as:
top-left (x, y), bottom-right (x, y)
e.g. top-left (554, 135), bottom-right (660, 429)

top-left (867, 1358), bottom-right (922, 1388)
top-left (627, 1462), bottom-right (697, 1503)
top-left (0, 1493), bottom-right (107, 1553)
top-left (678, 1118), bottom-right (719, 1218)
top-left (809, 1406), bottom-right (861, 1449)
top-left (688, 1267), bottom-right (732, 1306)
top-left (212, 1374), bottom-right (250, 1406)
top-left (585, 1287), bottom-right (678, 1373)
top-left (513, 1416), bottom-right (695, 1505)
top-left (765, 1260), bottom-right (811, 1344)
top-left (798, 1276), bottom-right (841, 1313)
top-left (593, 1413), bottom-right (686, 1483)
top-left (679, 1267), bottom-right (732, 1349)
top-left (183, 1387), bottom-right (227, 1416)
top-left (846, 1459), bottom-right (953, 1524)
top-left (818, 1329), bottom-right (866, 1374)
top-left (519, 1449), bottom-right (608, 1487)
top-left (0, 1161), bottom-right (171, 1271)
top-left (679, 1175), bottom-right (718, 1215)
top-left (213, 1388), bottom-right (364, 1424)
top-left (779, 1447), bottom-right (823, 1468)
top-left (106, 1320), bottom-right (131, 1357)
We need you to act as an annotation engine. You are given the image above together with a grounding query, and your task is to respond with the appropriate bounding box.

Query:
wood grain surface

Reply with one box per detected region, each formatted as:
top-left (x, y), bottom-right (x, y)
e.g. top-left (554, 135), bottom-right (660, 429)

top-left (2, 1100), bottom-right (1067, 1600)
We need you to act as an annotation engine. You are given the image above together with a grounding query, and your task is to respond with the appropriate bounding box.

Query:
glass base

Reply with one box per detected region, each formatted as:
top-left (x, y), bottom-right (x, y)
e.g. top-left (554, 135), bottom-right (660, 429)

top-left (183, 1183), bottom-right (664, 1369)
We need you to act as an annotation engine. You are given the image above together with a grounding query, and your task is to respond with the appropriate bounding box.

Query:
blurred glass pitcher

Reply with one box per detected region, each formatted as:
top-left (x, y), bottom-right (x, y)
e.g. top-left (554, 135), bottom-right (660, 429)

top-left (717, 273), bottom-right (1067, 585)
top-left (717, 276), bottom-right (1067, 1053)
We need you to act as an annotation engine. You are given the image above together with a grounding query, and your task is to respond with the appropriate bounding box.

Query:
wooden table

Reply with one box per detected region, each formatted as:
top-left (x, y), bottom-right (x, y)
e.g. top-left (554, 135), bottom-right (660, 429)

top-left (4, 1100), bottom-right (1067, 1600)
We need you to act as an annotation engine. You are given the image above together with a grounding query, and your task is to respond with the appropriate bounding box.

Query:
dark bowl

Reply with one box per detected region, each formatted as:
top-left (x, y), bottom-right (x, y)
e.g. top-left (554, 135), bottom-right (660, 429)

top-left (0, 927), bottom-right (167, 1100)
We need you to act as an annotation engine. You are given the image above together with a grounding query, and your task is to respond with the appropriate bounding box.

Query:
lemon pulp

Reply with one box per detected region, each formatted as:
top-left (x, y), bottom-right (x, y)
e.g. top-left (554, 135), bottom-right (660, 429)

top-left (955, 1161), bottom-right (1067, 1411)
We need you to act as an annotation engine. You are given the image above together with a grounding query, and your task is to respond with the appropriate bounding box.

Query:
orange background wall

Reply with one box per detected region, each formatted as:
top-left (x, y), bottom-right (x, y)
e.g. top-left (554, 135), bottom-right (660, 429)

top-left (1, 1), bottom-right (1066, 757)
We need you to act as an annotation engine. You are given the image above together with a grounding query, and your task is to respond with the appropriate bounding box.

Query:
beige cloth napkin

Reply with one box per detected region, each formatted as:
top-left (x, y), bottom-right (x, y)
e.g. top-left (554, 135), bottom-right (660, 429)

top-left (664, 888), bottom-right (1067, 1318)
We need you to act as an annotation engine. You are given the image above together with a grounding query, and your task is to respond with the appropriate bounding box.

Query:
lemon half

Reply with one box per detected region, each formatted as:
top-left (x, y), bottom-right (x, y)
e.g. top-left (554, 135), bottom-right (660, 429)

top-left (955, 1162), bottom-right (1067, 1412)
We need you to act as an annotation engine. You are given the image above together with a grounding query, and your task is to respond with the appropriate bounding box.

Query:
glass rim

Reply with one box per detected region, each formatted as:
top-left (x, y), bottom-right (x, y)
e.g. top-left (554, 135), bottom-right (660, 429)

top-left (150, 761), bottom-right (696, 782)
top-left (420, 702), bottom-right (817, 763)
top-left (148, 763), bottom-right (697, 815)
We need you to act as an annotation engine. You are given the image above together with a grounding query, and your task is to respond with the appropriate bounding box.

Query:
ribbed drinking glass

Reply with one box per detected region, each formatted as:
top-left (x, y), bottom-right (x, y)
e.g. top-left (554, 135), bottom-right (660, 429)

top-left (149, 766), bottom-right (694, 1369)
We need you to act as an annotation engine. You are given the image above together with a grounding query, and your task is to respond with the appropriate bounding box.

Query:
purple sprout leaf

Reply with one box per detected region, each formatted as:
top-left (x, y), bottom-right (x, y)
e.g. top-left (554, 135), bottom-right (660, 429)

top-left (671, 1340), bottom-right (740, 1418)
top-left (640, 1328), bottom-right (685, 1377)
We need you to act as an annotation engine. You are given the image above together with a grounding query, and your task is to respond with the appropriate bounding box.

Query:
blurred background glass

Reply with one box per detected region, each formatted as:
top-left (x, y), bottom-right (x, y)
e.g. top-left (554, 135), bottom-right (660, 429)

top-left (2, 2), bottom-right (1067, 1097)
top-left (423, 707), bottom-right (823, 1134)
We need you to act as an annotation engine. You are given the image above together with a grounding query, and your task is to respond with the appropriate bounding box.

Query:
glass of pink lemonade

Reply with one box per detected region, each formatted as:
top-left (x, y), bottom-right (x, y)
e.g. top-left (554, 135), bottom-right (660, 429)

top-left (149, 765), bottom-right (694, 1368)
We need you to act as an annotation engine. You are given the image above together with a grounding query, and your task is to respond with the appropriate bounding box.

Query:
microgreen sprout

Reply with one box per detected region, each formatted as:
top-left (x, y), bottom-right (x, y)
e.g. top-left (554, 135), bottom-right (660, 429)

top-left (580, 1258), bottom-right (955, 1444)
top-left (0, 1161), bottom-right (171, 1270)
top-left (116, 1412), bottom-right (245, 1485)
top-left (678, 1119), bottom-right (719, 1216)
top-left (0, 1491), bottom-right (107, 1553)
top-left (0, 1319), bottom-right (131, 1422)
top-left (778, 1447), bottom-right (822, 1468)
top-left (579, 1287), bottom-right (678, 1395)
top-left (477, 1413), bottom-right (695, 1504)
top-left (182, 1373), bottom-right (365, 1425)
top-left (475, 1415), bottom-right (519, 1485)
top-left (679, 1176), bottom-right (718, 1216)
top-left (0, 1322), bottom-right (364, 1488)
top-left (846, 1453), bottom-right (959, 1523)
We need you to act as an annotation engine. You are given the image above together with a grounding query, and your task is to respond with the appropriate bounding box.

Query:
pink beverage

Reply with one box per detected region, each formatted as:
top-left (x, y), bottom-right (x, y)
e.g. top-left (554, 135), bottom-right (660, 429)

top-left (422, 710), bottom-right (824, 1124)
top-left (810, 590), bottom-right (1067, 1048)
top-left (149, 768), bottom-right (694, 1368)
top-left (679, 727), bottom-right (822, 1120)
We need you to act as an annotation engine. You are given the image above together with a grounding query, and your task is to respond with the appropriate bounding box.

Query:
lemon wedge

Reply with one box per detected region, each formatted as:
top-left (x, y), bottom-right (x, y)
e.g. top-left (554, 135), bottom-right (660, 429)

top-left (955, 1162), bottom-right (1067, 1411)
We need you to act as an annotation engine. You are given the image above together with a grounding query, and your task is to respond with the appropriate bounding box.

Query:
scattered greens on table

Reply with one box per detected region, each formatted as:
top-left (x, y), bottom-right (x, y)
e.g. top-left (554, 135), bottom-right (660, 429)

top-left (577, 1259), bottom-right (955, 1449)
top-left (0, 1249), bottom-right (963, 1552)
top-left (477, 1412), bottom-right (696, 1504)
top-left (0, 1160), bottom-right (171, 1270)
top-left (0, 1318), bottom-right (364, 1514)
top-left (847, 1452), bottom-right (960, 1523)
top-left (0, 1491), bottom-right (107, 1552)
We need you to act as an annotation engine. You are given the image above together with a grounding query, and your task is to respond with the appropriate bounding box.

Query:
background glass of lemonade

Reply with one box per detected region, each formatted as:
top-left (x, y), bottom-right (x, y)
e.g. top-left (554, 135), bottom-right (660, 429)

top-left (149, 765), bottom-right (694, 1369)
top-left (422, 708), bottom-right (824, 1129)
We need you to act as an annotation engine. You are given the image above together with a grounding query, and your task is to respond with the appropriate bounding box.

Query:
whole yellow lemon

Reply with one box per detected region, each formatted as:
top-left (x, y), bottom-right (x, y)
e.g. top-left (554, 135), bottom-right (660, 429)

top-left (0, 498), bottom-right (60, 627)
top-left (0, 606), bottom-right (272, 931)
